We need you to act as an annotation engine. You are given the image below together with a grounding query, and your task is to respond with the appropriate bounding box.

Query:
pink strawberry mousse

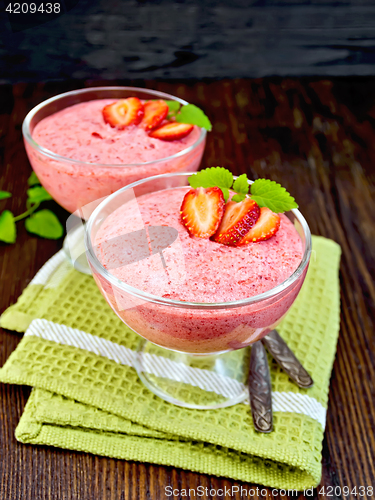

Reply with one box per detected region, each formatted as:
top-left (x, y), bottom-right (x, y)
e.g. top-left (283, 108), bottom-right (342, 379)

top-left (92, 188), bottom-right (306, 354)
top-left (27, 100), bottom-right (204, 213)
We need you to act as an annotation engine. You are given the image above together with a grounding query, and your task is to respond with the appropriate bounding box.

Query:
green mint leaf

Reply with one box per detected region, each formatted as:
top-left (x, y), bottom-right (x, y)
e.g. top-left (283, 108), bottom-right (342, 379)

top-left (27, 186), bottom-right (52, 204)
top-left (25, 209), bottom-right (64, 239)
top-left (165, 100), bottom-right (181, 113)
top-left (221, 188), bottom-right (230, 203)
top-left (231, 193), bottom-right (246, 203)
top-left (27, 172), bottom-right (40, 186)
top-left (189, 167), bottom-right (233, 189)
top-left (209, 167), bottom-right (233, 189)
top-left (0, 210), bottom-right (16, 244)
top-left (250, 179), bottom-right (298, 213)
top-left (176, 104), bottom-right (212, 131)
top-left (189, 167), bottom-right (233, 201)
top-left (232, 174), bottom-right (249, 195)
top-left (165, 100), bottom-right (181, 119)
top-left (0, 191), bottom-right (12, 200)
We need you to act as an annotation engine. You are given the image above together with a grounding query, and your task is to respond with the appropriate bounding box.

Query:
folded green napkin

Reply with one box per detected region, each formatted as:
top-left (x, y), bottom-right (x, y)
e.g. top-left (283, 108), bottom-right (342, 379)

top-left (0, 236), bottom-right (341, 490)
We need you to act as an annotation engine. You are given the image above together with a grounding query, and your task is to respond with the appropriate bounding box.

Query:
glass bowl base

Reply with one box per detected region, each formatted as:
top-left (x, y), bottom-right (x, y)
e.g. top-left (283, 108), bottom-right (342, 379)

top-left (63, 223), bottom-right (92, 275)
top-left (134, 339), bottom-right (249, 409)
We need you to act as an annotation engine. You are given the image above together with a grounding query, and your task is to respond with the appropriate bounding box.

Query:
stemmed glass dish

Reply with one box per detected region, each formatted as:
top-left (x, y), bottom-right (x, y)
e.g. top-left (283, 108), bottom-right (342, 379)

top-left (22, 87), bottom-right (206, 273)
top-left (85, 172), bottom-right (312, 409)
top-left (22, 87), bottom-right (206, 214)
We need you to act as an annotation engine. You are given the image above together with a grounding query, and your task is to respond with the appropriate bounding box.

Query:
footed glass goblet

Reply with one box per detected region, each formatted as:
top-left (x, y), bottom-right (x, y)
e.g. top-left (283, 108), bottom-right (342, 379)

top-left (22, 87), bottom-right (206, 274)
top-left (84, 173), bottom-right (311, 409)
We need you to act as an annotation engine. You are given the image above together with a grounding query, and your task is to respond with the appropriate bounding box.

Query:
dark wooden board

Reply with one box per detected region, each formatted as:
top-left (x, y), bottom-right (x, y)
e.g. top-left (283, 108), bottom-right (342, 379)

top-left (2, 0), bottom-right (375, 82)
top-left (0, 78), bottom-right (374, 499)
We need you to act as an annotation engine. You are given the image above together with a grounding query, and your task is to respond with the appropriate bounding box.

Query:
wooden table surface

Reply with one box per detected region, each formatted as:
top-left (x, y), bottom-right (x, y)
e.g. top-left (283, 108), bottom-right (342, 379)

top-left (0, 78), bottom-right (374, 499)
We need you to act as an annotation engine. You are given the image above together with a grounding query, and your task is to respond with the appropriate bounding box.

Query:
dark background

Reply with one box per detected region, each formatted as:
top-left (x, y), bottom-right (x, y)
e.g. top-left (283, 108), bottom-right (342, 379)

top-left (1, 0), bottom-right (375, 83)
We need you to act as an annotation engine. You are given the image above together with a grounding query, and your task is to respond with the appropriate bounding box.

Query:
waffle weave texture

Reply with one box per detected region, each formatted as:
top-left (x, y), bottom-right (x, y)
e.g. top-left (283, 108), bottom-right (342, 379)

top-left (0, 235), bottom-right (341, 490)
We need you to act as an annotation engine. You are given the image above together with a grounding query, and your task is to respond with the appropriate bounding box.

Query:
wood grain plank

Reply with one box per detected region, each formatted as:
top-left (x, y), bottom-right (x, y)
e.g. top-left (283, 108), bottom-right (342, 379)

top-left (0, 78), bottom-right (374, 499)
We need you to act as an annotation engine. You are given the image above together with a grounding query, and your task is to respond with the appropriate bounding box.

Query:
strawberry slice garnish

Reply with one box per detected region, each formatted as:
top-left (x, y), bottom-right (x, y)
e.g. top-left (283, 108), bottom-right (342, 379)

top-left (236, 207), bottom-right (280, 245)
top-left (149, 121), bottom-right (194, 141)
top-left (142, 100), bottom-right (169, 131)
top-left (180, 187), bottom-right (225, 238)
top-left (102, 97), bottom-right (144, 129)
top-left (213, 198), bottom-right (260, 246)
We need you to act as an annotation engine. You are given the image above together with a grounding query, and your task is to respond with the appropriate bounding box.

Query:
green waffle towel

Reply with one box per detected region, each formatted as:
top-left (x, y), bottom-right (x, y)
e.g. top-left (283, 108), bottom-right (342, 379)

top-left (0, 235), bottom-right (341, 490)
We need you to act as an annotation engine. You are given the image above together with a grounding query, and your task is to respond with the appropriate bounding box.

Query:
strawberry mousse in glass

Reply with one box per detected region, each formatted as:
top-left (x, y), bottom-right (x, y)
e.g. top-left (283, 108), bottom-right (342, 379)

top-left (22, 87), bottom-right (207, 272)
top-left (85, 172), bottom-right (312, 409)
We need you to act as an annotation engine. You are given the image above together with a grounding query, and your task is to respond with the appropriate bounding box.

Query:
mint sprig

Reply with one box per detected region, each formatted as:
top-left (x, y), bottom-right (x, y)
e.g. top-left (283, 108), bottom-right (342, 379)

top-left (0, 191), bottom-right (12, 201)
top-left (25, 209), bottom-right (64, 239)
top-left (165, 100), bottom-right (181, 114)
top-left (232, 174), bottom-right (249, 202)
top-left (250, 178), bottom-right (298, 213)
top-left (27, 171), bottom-right (40, 186)
top-left (164, 101), bottom-right (212, 131)
top-left (27, 186), bottom-right (53, 205)
top-left (175, 104), bottom-right (212, 131)
top-left (189, 167), bottom-right (233, 201)
top-left (0, 210), bottom-right (16, 244)
top-left (0, 172), bottom-right (63, 244)
top-left (188, 168), bottom-right (298, 213)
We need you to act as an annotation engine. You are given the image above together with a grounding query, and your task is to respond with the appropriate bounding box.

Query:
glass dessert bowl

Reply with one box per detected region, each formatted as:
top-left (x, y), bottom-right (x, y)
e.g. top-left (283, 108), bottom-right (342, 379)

top-left (85, 172), bottom-right (312, 409)
top-left (22, 87), bottom-right (206, 273)
top-left (22, 87), bottom-right (206, 213)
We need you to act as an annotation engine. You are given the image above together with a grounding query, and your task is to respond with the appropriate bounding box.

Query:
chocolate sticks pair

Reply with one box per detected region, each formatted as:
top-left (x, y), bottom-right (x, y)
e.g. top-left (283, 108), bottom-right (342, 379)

top-left (248, 330), bottom-right (314, 433)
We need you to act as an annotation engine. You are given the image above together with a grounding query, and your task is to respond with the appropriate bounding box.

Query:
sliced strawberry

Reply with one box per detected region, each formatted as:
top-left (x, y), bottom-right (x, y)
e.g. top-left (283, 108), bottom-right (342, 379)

top-left (212, 198), bottom-right (260, 246)
top-left (180, 187), bottom-right (225, 238)
top-left (236, 207), bottom-right (280, 245)
top-left (102, 97), bottom-right (144, 129)
top-left (142, 100), bottom-right (169, 131)
top-left (149, 121), bottom-right (194, 141)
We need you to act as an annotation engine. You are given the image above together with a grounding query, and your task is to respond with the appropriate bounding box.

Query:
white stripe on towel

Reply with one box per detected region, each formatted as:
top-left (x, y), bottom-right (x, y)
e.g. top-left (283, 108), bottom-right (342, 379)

top-left (25, 318), bottom-right (326, 428)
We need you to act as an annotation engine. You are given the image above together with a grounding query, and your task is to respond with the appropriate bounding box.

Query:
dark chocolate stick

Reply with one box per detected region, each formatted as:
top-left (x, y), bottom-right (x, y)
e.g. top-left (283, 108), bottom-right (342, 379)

top-left (261, 329), bottom-right (314, 389)
top-left (248, 341), bottom-right (273, 433)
